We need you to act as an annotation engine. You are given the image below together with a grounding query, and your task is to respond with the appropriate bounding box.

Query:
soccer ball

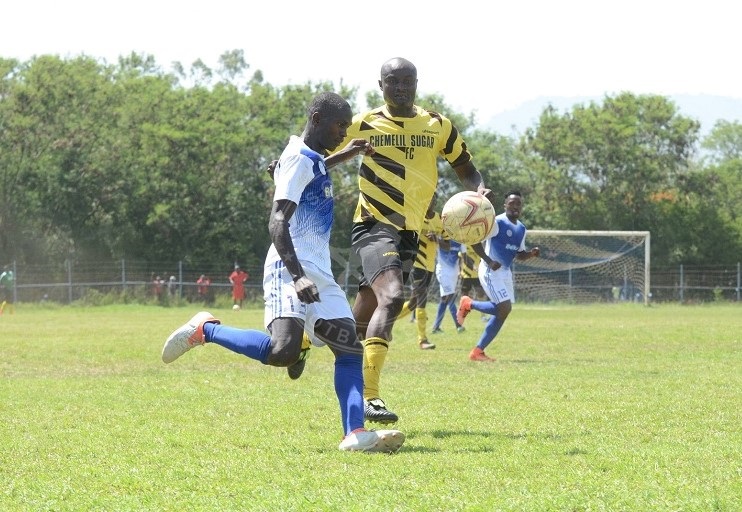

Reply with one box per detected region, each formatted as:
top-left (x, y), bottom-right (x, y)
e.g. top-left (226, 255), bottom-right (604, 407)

top-left (232, 304), bottom-right (241, 311)
top-left (441, 191), bottom-right (497, 245)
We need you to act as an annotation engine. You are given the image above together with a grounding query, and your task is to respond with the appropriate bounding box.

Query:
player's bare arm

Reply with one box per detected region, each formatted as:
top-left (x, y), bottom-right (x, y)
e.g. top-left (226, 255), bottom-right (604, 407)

top-left (268, 198), bottom-right (320, 303)
top-left (452, 161), bottom-right (497, 205)
top-left (325, 139), bottom-right (374, 168)
top-left (516, 247), bottom-right (540, 261)
top-left (472, 242), bottom-right (501, 271)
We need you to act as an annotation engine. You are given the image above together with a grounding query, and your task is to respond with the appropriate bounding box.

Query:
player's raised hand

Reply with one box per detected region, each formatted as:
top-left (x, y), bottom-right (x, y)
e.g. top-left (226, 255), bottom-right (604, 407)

top-left (266, 159), bottom-right (278, 180)
top-left (326, 139), bottom-right (374, 168)
top-left (477, 183), bottom-right (497, 205)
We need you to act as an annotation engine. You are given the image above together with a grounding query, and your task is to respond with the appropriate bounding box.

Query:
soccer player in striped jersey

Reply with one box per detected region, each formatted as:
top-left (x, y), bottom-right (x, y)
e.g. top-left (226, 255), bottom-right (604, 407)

top-left (396, 207), bottom-right (443, 350)
top-left (339, 57), bottom-right (495, 424)
top-left (459, 245), bottom-right (489, 321)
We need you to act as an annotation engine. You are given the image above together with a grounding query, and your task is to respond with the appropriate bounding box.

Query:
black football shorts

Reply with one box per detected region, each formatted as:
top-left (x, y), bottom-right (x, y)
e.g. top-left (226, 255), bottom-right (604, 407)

top-left (351, 221), bottom-right (418, 289)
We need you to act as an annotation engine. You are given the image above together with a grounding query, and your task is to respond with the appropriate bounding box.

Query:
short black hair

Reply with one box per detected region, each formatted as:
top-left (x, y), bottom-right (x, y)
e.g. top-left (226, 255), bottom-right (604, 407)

top-left (306, 92), bottom-right (349, 118)
top-left (505, 190), bottom-right (522, 198)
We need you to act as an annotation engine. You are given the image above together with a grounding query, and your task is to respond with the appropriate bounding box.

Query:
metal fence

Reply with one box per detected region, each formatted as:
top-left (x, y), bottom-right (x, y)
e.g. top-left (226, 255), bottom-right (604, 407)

top-left (5, 260), bottom-right (266, 306)
top-left (651, 264), bottom-right (741, 303)
top-left (2, 260), bottom-right (740, 305)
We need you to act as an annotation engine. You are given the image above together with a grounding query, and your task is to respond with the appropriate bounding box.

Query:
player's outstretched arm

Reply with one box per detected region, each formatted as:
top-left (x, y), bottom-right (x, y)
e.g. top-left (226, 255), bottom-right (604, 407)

top-left (452, 161), bottom-right (497, 205)
top-left (325, 139), bottom-right (374, 168)
top-left (516, 247), bottom-right (540, 261)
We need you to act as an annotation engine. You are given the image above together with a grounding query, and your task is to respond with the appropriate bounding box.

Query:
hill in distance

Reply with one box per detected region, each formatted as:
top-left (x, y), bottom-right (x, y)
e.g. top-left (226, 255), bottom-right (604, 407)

top-left (485, 94), bottom-right (742, 138)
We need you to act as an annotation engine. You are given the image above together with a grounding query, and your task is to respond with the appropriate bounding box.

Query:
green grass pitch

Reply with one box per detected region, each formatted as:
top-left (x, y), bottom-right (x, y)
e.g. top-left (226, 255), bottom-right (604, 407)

top-left (1, 303), bottom-right (740, 511)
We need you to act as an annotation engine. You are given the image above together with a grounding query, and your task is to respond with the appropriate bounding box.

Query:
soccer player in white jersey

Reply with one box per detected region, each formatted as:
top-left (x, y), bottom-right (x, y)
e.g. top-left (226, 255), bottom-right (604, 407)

top-left (457, 191), bottom-right (540, 362)
top-left (430, 238), bottom-right (466, 334)
top-left (161, 92), bottom-right (405, 453)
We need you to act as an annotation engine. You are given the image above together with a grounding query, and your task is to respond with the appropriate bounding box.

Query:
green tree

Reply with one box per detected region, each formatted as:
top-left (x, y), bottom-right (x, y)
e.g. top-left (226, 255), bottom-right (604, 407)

top-left (466, 130), bottom-right (536, 213)
top-left (702, 120), bottom-right (742, 163)
top-left (0, 55), bottom-right (122, 265)
top-left (520, 93), bottom-right (725, 265)
top-left (0, 53), bottom-right (361, 271)
top-left (0, 57), bottom-right (30, 261)
top-left (524, 93), bottom-right (700, 230)
top-left (696, 121), bottom-right (742, 260)
top-left (4, 53), bottom-right (737, 276)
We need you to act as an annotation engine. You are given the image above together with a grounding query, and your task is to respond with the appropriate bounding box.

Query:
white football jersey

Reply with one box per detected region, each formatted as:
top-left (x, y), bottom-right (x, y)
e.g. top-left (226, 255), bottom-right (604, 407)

top-left (265, 135), bottom-right (334, 274)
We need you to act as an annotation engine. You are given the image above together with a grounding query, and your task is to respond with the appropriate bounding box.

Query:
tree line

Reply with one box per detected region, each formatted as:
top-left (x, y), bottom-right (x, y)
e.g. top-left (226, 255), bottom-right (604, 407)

top-left (1, 51), bottom-right (740, 275)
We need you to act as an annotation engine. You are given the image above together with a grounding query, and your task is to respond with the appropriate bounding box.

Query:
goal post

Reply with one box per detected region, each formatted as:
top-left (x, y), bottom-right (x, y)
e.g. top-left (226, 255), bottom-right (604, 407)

top-left (514, 230), bottom-right (651, 305)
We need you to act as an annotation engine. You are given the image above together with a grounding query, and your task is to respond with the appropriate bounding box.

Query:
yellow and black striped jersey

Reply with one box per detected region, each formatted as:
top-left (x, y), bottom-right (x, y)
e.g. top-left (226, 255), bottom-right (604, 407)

top-left (341, 105), bottom-right (472, 233)
top-left (459, 244), bottom-right (482, 279)
top-left (414, 212), bottom-right (443, 272)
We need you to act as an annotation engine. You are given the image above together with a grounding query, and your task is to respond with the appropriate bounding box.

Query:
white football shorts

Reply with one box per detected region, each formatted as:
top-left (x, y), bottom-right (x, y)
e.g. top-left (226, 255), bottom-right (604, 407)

top-left (479, 266), bottom-right (515, 304)
top-left (263, 261), bottom-right (353, 347)
top-left (435, 261), bottom-right (460, 296)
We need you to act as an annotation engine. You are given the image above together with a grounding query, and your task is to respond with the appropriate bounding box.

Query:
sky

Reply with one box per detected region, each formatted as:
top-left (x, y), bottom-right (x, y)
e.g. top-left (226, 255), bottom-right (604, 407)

top-left (3, 0), bottom-right (741, 127)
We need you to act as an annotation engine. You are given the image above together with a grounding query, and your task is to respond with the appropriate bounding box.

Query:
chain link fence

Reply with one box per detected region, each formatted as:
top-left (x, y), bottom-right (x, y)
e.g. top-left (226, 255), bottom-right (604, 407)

top-left (2, 260), bottom-right (740, 305)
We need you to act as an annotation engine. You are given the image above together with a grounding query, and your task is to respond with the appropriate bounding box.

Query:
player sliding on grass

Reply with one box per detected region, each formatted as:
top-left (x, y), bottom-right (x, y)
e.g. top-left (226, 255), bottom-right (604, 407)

top-left (457, 191), bottom-right (539, 361)
top-left (162, 92), bottom-right (404, 453)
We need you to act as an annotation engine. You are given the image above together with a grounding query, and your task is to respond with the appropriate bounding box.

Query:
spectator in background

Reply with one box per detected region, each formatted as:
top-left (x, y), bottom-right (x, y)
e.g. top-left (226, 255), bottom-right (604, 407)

top-left (168, 275), bottom-right (177, 299)
top-left (612, 285), bottom-right (621, 302)
top-left (229, 264), bottom-right (249, 310)
top-left (152, 274), bottom-right (165, 302)
top-left (0, 265), bottom-right (15, 315)
top-left (197, 274), bottom-right (212, 304)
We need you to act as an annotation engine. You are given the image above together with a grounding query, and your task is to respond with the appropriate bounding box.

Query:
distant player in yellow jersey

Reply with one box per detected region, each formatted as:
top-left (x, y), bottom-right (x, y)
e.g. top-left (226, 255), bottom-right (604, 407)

top-left (396, 207), bottom-right (443, 350)
top-left (459, 244), bottom-right (488, 320)
top-left (342, 57), bottom-right (495, 424)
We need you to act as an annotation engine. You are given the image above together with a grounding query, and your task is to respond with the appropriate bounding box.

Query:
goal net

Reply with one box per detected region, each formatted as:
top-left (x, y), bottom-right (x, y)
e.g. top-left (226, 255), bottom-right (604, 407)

top-left (514, 230), bottom-right (650, 305)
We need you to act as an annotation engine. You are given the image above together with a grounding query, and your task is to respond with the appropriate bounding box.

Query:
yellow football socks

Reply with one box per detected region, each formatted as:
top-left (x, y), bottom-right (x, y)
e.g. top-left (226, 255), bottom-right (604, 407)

top-left (362, 337), bottom-right (389, 400)
top-left (301, 332), bottom-right (311, 350)
top-left (415, 308), bottom-right (428, 342)
top-left (396, 301), bottom-right (412, 320)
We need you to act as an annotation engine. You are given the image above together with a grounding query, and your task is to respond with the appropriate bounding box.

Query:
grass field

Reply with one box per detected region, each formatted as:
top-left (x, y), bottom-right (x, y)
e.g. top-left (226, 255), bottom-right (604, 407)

top-left (1, 303), bottom-right (740, 511)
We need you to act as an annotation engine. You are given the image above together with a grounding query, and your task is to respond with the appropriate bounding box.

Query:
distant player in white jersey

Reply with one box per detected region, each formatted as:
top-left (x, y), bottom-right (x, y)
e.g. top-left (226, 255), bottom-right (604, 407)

top-left (161, 92), bottom-right (405, 453)
top-left (456, 191), bottom-right (540, 362)
top-left (430, 237), bottom-right (466, 334)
